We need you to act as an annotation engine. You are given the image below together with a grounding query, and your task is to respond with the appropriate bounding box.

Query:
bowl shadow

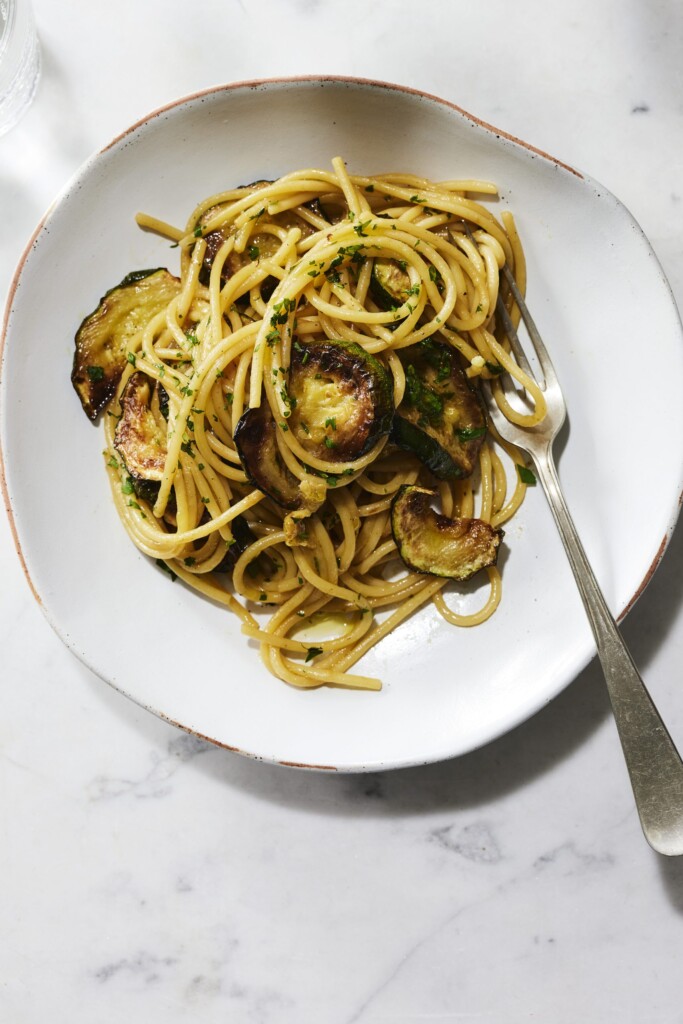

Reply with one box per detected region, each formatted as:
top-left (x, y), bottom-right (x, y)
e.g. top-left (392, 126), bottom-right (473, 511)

top-left (87, 513), bottom-right (683, 823)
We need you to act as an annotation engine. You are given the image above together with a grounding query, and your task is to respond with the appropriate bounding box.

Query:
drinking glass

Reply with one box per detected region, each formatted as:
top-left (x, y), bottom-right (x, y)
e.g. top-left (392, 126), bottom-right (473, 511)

top-left (0, 0), bottom-right (40, 136)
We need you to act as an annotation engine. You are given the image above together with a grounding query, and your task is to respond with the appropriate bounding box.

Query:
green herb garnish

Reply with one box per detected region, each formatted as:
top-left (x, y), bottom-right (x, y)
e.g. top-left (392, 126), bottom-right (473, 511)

top-left (455, 425), bottom-right (486, 442)
top-left (404, 364), bottom-right (443, 423)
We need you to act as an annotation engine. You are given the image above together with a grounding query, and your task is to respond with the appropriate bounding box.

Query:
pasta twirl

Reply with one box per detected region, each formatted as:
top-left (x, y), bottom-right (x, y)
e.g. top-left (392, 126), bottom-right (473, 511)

top-left (76, 158), bottom-right (539, 691)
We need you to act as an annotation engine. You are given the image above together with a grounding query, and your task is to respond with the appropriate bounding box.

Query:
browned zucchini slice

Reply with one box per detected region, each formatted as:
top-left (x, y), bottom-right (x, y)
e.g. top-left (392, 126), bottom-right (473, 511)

top-left (391, 485), bottom-right (503, 580)
top-left (233, 404), bottom-right (302, 510)
top-left (114, 372), bottom-right (168, 503)
top-left (370, 258), bottom-right (412, 309)
top-left (214, 515), bottom-right (257, 572)
top-left (391, 340), bottom-right (486, 479)
top-left (288, 340), bottom-right (394, 461)
top-left (72, 268), bottom-right (180, 420)
top-left (200, 227), bottom-right (283, 289)
top-left (197, 186), bottom-right (325, 291)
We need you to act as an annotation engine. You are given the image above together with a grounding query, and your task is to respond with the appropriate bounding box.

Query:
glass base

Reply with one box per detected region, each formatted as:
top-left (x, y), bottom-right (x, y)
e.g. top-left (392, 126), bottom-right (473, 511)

top-left (0, 13), bottom-right (41, 137)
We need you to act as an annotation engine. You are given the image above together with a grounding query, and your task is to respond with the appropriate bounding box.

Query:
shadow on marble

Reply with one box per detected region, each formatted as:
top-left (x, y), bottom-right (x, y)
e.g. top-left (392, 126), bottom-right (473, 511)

top-left (194, 515), bottom-right (683, 806)
top-left (85, 516), bottom-right (683, 819)
top-left (658, 854), bottom-right (683, 915)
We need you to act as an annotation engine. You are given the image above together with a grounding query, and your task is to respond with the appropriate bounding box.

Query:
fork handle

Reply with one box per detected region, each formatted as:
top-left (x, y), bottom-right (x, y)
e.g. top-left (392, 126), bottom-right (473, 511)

top-left (532, 444), bottom-right (683, 856)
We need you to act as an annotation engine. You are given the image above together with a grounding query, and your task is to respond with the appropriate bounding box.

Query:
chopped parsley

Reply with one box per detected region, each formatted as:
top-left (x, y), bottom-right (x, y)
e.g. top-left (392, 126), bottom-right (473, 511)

top-left (305, 647), bottom-right (323, 663)
top-left (455, 425), bottom-right (486, 442)
top-left (337, 243), bottom-right (365, 265)
top-left (270, 297), bottom-right (297, 327)
top-left (485, 361), bottom-right (504, 375)
top-left (280, 386), bottom-right (296, 414)
top-left (404, 364), bottom-right (443, 424)
top-left (86, 365), bottom-right (105, 381)
top-left (518, 465), bottom-right (537, 485)
top-left (293, 339), bottom-right (310, 365)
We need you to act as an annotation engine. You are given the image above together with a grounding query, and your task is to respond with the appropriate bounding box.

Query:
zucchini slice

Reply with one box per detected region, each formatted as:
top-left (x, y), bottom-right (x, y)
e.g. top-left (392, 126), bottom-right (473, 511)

top-left (114, 372), bottom-right (168, 503)
top-left (200, 225), bottom-right (283, 290)
top-left (370, 258), bottom-right (412, 309)
top-left (288, 340), bottom-right (394, 461)
top-left (391, 485), bottom-right (503, 580)
top-left (214, 515), bottom-right (257, 572)
top-left (198, 188), bottom-right (326, 291)
top-left (391, 340), bottom-right (486, 479)
top-left (72, 268), bottom-right (181, 420)
top-left (233, 404), bottom-right (302, 510)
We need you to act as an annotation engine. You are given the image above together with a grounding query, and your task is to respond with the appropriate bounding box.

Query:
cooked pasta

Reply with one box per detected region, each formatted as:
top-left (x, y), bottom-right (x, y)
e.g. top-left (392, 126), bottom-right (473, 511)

top-left (79, 158), bottom-right (540, 691)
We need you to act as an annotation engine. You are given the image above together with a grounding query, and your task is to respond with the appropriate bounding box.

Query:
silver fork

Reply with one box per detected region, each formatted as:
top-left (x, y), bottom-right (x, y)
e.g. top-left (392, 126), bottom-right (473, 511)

top-left (484, 262), bottom-right (683, 856)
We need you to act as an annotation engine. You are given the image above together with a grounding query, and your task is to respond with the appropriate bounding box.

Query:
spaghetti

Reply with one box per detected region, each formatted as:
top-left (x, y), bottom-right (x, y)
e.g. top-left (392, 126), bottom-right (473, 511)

top-left (89, 158), bottom-right (540, 691)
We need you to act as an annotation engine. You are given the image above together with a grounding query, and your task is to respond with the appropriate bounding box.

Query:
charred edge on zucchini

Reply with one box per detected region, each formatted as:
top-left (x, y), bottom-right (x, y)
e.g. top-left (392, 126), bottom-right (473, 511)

top-left (391, 485), bottom-right (503, 581)
top-left (391, 339), bottom-right (486, 480)
top-left (72, 268), bottom-right (181, 421)
top-left (198, 189), bottom-right (331, 295)
top-left (233, 403), bottom-right (302, 510)
top-left (214, 515), bottom-right (256, 572)
top-left (114, 372), bottom-right (168, 503)
top-left (370, 258), bottom-right (412, 310)
top-left (288, 340), bottom-right (394, 461)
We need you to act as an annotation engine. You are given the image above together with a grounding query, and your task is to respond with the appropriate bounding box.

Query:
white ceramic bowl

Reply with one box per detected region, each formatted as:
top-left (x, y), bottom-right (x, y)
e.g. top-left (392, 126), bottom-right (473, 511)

top-left (2, 77), bottom-right (683, 770)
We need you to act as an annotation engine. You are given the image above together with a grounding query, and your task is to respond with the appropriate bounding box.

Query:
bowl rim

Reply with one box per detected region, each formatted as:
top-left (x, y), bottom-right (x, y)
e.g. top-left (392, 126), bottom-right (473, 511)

top-left (1, 75), bottom-right (680, 770)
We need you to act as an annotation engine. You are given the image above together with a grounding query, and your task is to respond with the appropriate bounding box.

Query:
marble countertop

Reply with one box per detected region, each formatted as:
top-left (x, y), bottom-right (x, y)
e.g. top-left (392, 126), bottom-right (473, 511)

top-left (3, 1), bottom-right (683, 1020)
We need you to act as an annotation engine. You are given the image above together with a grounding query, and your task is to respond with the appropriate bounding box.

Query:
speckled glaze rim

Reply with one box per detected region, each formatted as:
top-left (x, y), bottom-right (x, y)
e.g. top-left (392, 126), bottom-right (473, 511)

top-left (1, 75), bottom-right (681, 771)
